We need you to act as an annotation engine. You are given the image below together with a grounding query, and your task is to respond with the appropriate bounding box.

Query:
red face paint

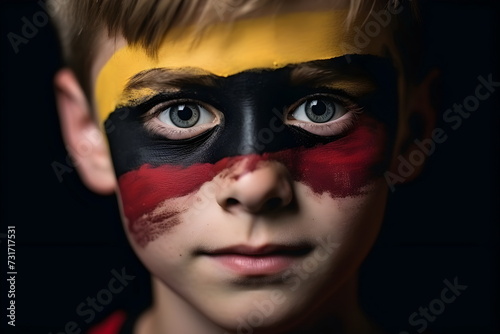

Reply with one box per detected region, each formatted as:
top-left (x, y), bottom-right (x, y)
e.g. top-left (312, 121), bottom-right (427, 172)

top-left (118, 116), bottom-right (388, 247)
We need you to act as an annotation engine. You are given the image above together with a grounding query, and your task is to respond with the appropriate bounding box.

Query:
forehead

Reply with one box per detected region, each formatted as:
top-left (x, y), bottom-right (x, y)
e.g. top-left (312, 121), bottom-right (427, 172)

top-left (95, 8), bottom-right (395, 121)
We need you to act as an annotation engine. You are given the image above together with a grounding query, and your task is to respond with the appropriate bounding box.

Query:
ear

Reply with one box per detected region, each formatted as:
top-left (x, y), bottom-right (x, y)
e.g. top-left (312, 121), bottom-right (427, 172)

top-left (389, 69), bottom-right (441, 184)
top-left (54, 68), bottom-right (117, 194)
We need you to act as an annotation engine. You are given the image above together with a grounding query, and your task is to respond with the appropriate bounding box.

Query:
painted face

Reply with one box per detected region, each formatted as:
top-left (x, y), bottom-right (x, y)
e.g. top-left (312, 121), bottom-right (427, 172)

top-left (95, 7), bottom-right (399, 331)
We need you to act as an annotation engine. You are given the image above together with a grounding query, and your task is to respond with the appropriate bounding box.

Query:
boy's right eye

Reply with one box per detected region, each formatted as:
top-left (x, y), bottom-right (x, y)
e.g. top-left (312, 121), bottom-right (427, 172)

top-left (145, 100), bottom-right (222, 140)
top-left (158, 103), bottom-right (215, 128)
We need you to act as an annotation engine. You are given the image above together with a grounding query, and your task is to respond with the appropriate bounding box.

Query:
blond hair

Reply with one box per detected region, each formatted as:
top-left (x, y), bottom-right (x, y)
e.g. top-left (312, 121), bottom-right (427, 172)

top-left (48, 0), bottom-right (417, 97)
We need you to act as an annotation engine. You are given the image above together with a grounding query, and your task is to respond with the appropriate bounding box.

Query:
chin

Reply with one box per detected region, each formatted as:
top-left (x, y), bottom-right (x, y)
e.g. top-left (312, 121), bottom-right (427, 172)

top-left (196, 290), bottom-right (318, 333)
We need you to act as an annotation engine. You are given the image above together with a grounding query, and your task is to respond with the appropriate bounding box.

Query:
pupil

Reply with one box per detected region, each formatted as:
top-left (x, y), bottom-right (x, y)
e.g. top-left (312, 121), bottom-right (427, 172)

top-left (311, 101), bottom-right (326, 115)
top-left (178, 106), bottom-right (194, 121)
top-left (168, 104), bottom-right (200, 128)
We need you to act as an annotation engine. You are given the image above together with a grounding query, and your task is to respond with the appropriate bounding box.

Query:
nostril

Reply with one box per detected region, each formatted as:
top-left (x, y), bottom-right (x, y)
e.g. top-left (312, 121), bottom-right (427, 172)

top-left (262, 197), bottom-right (283, 212)
top-left (224, 197), bottom-right (284, 212)
top-left (225, 198), bottom-right (239, 207)
top-left (216, 162), bottom-right (294, 213)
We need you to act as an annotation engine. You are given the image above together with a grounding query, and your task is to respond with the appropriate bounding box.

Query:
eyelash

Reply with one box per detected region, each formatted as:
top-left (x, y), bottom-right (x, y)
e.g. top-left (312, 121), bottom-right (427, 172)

top-left (141, 93), bottom-right (363, 140)
top-left (284, 94), bottom-right (363, 137)
top-left (143, 98), bottom-right (223, 140)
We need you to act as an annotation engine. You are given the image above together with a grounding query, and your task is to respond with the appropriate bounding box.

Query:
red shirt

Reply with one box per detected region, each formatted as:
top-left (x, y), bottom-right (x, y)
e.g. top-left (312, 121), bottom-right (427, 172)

top-left (88, 311), bottom-right (127, 334)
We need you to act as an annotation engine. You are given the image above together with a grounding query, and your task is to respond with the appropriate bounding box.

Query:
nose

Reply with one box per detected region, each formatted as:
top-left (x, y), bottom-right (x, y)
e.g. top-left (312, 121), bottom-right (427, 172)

top-left (216, 159), bottom-right (293, 214)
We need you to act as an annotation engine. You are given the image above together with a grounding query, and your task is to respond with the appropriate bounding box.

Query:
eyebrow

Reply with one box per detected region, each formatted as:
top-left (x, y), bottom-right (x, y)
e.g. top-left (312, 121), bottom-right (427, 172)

top-left (119, 58), bottom-right (379, 106)
top-left (289, 61), bottom-right (377, 95)
top-left (125, 67), bottom-right (217, 91)
top-left (118, 68), bottom-right (218, 106)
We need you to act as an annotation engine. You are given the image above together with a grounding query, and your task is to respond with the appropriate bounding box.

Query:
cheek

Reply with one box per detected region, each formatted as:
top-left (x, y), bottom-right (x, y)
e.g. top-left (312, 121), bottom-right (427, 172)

top-left (295, 178), bottom-right (388, 239)
top-left (273, 116), bottom-right (388, 197)
top-left (120, 195), bottom-right (187, 248)
top-left (118, 163), bottom-right (216, 224)
top-left (117, 158), bottom-right (237, 247)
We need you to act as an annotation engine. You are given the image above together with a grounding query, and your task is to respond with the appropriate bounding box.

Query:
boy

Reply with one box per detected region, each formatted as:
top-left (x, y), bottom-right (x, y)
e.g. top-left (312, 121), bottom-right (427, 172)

top-left (48, 0), bottom-right (438, 333)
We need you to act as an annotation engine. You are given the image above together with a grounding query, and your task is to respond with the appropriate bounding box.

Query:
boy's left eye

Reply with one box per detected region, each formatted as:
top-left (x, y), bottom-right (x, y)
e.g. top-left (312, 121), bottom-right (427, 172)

top-left (286, 96), bottom-right (359, 137)
top-left (290, 98), bottom-right (346, 123)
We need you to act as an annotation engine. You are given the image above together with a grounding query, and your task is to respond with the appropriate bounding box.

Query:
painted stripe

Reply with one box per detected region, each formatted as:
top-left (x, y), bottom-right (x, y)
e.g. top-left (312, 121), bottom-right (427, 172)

top-left (95, 10), bottom-right (390, 122)
top-left (118, 115), bottom-right (388, 247)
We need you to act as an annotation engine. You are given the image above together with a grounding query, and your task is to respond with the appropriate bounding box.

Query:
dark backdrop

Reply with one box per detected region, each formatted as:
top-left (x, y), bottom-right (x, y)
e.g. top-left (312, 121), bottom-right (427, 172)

top-left (1, 1), bottom-right (498, 333)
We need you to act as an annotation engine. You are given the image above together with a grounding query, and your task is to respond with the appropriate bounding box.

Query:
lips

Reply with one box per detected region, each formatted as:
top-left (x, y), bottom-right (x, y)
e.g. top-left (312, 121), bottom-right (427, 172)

top-left (205, 244), bottom-right (313, 256)
top-left (200, 244), bottom-right (313, 276)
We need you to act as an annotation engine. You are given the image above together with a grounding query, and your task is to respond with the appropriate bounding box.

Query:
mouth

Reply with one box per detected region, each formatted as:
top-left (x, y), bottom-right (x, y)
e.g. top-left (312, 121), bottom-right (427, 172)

top-left (198, 244), bottom-right (313, 276)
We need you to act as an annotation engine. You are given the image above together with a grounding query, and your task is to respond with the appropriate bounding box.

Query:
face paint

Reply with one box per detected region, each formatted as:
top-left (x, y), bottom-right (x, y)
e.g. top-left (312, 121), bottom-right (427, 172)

top-left (95, 10), bottom-right (395, 121)
top-left (102, 56), bottom-right (398, 247)
top-left (120, 116), bottom-right (387, 248)
top-left (119, 114), bottom-right (387, 225)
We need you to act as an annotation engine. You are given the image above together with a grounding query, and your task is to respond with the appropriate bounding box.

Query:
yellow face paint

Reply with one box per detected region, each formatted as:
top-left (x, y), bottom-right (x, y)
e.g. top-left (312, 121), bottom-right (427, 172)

top-left (95, 10), bottom-right (392, 122)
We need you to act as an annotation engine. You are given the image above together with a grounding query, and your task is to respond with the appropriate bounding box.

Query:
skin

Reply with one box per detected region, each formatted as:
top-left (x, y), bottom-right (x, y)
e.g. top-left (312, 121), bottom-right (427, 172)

top-left (54, 1), bottom-right (438, 333)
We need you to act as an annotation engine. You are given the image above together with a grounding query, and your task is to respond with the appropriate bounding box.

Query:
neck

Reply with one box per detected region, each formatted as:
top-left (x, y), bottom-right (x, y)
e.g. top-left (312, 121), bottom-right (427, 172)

top-left (135, 274), bottom-right (381, 334)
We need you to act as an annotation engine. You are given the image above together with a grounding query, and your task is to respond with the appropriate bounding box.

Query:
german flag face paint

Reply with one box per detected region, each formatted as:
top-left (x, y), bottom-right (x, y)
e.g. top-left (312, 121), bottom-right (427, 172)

top-left (95, 10), bottom-right (396, 121)
top-left (95, 10), bottom-right (399, 248)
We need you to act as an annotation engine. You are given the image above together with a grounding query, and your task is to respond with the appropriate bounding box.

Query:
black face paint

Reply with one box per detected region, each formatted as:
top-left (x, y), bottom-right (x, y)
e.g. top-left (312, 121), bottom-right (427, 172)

top-left (105, 55), bottom-right (399, 177)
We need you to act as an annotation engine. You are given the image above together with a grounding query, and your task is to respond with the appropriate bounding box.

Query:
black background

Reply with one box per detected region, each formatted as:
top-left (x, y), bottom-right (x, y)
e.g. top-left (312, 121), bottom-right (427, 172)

top-left (1, 1), bottom-right (498, 333)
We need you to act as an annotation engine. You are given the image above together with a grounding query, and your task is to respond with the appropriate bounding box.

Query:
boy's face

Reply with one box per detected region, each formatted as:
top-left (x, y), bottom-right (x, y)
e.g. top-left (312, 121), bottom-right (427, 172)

top-left (93, 2), bottom-right (400, 330)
